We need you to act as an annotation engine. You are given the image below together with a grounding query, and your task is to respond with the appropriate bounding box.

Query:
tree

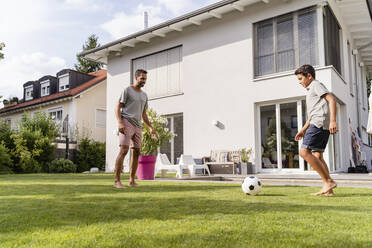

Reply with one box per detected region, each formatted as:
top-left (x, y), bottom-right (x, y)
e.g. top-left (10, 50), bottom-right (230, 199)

top-left (74, 35), bottom-right (103, 73)
top-left (0, 42), bottom-right (5, 60)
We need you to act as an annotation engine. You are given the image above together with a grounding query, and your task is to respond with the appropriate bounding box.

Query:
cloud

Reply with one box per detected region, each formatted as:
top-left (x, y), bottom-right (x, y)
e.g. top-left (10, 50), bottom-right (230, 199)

top-left (157, 0), bottom-right (197, 16)
top-left (0, 52), bottom-right (66, 100)
top-left (100, 0), bottom-right (219, 40)
top-left (100, 3), bottom-right (165, 39)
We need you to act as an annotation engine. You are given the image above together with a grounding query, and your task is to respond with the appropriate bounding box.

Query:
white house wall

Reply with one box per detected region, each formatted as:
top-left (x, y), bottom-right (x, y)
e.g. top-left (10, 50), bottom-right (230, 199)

top-left (105, 0), bottom-right (372, 172)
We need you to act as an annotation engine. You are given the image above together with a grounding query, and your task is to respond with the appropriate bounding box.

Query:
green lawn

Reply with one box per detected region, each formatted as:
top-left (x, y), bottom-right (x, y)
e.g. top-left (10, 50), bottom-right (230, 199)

top-left (1, 174), bottom-right (372, 248)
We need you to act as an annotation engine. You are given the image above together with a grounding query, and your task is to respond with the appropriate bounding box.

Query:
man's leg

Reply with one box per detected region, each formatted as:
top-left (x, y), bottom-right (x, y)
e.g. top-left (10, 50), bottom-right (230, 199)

top-left (312, 151), bottom-right (335, 195)
top-left (114, 145), bottom-right (129, 188)
top-left (299, 148), bottom-right (337, 195)
top-left (129, 147), bottom-right (141, 186)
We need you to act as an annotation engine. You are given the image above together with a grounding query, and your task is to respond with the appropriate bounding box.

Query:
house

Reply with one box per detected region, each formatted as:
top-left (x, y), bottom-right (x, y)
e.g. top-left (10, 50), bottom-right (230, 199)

top-left (0, 69), bottom-right (107, 144)
top-left (79, 0), bottom-right (372, 173)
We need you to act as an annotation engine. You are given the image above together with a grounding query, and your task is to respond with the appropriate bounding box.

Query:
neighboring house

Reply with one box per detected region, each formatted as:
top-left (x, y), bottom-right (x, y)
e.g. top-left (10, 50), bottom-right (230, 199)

top-left (80, 0), bottom-right (372, 173)
top-left (0, 69), bottom-right (107, 143)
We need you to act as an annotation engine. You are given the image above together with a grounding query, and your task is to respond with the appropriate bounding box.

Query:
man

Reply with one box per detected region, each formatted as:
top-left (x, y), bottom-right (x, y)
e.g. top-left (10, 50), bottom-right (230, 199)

top-left (294, 64), bottom-right (338, 196)
top-left (114, 69), bottom-right (156, 188)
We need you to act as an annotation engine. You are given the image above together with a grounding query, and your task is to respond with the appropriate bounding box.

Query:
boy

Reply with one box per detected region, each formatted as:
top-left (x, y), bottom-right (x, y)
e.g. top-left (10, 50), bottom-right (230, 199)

top-left (294, 65), bottom-right (338, 196)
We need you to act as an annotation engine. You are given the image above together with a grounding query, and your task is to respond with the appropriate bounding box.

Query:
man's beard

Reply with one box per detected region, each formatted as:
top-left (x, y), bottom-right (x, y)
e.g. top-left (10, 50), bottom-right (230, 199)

top-left (138, 82), bottom-right (145, 88)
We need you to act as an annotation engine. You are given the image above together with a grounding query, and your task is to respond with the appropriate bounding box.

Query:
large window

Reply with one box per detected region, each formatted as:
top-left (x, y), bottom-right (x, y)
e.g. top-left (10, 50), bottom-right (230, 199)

top-left (254, 8), bottom-right (318, 77)
top-left (132, 46), bottom-right (182, 99)
top-left (159, 113), bottom-right (183, 164)
top-left (324, 5), bottom-right (341, 74)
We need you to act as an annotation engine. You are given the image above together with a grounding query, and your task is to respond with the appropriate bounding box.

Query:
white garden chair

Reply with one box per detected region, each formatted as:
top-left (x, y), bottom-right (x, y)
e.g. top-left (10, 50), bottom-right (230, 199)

top-left (155, 153), bottom-right (188, 178)
top-left (179, 155), bottom-right (211, 177)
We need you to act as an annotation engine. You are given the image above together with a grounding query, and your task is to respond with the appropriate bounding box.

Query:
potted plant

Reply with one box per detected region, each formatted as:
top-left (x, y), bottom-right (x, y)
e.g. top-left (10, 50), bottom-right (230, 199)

top-left (240, 148), bottom-right (253, 174)
top-left (137, 108), bottom-right (175, 180)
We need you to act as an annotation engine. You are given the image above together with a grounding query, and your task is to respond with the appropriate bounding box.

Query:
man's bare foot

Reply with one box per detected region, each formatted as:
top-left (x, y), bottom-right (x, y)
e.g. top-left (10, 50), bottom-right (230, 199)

top-left (114, 181), bottom-right (126, 188)
top-left (128, 182), bottom-right (139, 187)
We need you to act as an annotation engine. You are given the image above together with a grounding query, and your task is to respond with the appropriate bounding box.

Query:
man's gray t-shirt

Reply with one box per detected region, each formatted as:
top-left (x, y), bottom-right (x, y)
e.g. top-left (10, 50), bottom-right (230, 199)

top-left (119, 86), bottom-right (148, 128)
top-left (306, 80), bottom-right (330, 130)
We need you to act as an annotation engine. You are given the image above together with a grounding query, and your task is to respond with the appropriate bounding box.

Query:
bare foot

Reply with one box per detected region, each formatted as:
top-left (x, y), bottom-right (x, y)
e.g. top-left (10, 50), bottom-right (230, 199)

top-left (311, 191), bottom-right (326, 196)
top-left (128, 182), bottom-right (139, 187)
top-left (323, 180), bottom-right (337, 193)
top-left (114, 181), bottom-right (126, 188)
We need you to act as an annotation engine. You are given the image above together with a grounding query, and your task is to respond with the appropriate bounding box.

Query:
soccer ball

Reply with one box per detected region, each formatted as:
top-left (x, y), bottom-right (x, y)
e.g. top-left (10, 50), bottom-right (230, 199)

top-left (242, 176), bottom-right (262, 195)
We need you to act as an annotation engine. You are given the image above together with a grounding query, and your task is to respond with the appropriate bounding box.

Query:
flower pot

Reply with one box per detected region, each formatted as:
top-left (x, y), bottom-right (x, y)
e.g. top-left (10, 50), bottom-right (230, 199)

top-left (137, 155), bottom-right (157, 180)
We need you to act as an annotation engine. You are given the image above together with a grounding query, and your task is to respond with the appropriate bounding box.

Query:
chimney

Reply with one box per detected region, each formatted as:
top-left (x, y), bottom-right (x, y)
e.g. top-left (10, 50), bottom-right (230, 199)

top-left (144, 11), bottom-right (148, 29)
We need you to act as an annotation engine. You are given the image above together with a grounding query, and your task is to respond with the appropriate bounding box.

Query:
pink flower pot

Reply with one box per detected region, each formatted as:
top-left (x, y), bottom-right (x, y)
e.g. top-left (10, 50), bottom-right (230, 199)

top-left (137, 155), bottom-right (156, 180)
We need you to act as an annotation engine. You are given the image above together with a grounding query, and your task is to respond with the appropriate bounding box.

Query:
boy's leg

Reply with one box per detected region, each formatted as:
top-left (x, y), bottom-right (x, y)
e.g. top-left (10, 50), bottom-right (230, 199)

top-left (114, 145), bottom-right (129, 188)
top-left (299, 148), bottom-right (337, 195)
top-left (129, 147), bottom-right (140, 186)
top-left (312, 151), bottom-right (335, 195)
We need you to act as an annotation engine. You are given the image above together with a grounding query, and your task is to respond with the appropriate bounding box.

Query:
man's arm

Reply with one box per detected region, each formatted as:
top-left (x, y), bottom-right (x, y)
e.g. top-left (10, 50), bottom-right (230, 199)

top-left (324, 93), bottom-right (338, 134)
top-left (116, 102), bottom-right (125, 134)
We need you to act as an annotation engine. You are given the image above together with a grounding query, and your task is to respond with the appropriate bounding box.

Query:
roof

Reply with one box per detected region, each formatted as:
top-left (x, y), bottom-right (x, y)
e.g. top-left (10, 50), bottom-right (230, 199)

top-left (0, 70), bottom-right (107, 115)
top-left (79, 0), bottom-right (372, 75)
top-left (78, 0), bottom-right (263, 62)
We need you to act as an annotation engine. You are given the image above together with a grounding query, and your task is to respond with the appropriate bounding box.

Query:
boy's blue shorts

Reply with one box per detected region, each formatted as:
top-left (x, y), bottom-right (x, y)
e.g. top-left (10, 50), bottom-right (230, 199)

top-left (301, 124), bottom-right (330, 152)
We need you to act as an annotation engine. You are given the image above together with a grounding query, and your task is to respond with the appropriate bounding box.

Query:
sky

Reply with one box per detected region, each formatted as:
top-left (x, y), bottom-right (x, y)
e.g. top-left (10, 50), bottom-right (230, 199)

top-left (0, 0), bottom-right (218, 101)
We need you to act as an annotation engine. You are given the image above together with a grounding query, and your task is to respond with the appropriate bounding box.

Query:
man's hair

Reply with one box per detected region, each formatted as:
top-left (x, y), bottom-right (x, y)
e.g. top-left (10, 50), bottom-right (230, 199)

top-left (135, 69), bottom-right (147, 78)
top-left (294, 64), bottom-right (315, 79)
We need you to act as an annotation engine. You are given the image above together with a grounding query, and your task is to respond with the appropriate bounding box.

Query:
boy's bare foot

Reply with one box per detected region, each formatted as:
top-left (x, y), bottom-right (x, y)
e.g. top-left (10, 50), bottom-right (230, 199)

top-left (128, 182), bottom-right (139, 187)
top-left (114, 181), bottom-right (126, 188)
top-left (323, 180), bottom-right (337, 193)
top-left (324, 191), bottom-right (334, 196)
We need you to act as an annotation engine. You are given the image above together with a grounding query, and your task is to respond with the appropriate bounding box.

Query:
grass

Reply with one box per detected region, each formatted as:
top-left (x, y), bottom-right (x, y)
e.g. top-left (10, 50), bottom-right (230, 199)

top-left (1, 174), bottom-right (372, 248)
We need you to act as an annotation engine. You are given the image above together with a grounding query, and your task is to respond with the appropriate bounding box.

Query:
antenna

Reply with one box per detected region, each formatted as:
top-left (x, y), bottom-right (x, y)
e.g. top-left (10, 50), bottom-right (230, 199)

top-left (144, 11), bottom-right (149, 29)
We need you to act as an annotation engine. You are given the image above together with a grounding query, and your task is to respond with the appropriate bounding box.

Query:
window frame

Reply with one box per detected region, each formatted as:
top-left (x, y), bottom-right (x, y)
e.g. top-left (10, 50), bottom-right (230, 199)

top-left (254, 6), bottom-right (318, 78)
top-left (40, 80), bottom-right (50, 97)
top-left (58, 74), bottom-right (69, 92)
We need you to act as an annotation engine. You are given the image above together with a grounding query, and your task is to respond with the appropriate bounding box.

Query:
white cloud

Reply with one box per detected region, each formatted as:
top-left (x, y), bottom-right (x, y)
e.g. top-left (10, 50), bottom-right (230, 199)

top-left (100, 3), bottom-right (165, 40)
top-left (0, 52), bottom-right (66, 100)
top-left (0, 0), bottom-right (50, 40)
top-left (157, 0), bottom-right (197, 16)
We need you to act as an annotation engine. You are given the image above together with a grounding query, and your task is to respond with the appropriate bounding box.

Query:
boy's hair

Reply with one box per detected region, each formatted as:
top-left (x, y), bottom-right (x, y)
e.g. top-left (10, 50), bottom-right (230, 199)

top-left (294, 64), bottom-right (315, 79)
top-left (135, 69), bottom-right (147, 78)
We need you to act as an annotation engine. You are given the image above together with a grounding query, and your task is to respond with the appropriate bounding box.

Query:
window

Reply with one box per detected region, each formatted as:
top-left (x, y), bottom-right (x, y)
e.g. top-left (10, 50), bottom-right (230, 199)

top-left (254, 8), bottom-right (318, 77)
top-left (40, 80), bottom-right (50, 97)
top-left (95, 109), bottom-right (106, 128)
top-left (132, 46), bottom-right (182, 99)
top-left (58, 74), bottom-right (69, 92)
top-left (25, 86), bottom-right (33, 101)
top-left (324, 5), bottom-right (341, 74)
top-left (49, 108), bottom-right (63, 122)
top-left (159, 114), bottom-right (183, 164)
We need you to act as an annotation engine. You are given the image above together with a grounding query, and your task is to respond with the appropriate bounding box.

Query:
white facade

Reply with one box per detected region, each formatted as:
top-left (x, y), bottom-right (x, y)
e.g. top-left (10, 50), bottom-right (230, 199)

top-left (101, 0), bottom-right (372, 173)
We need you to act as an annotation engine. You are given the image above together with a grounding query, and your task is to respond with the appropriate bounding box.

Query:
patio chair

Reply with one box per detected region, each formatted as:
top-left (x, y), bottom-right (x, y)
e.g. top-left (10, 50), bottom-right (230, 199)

top-left (179, 155), bottom-right (211, 177)
top-left (155, 153), bottom-right (188, 178)
top-left (262, 157), bottom-right (276, 168)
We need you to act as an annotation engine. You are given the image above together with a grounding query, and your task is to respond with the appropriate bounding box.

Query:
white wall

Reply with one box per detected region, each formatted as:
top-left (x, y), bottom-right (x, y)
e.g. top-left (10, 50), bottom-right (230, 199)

top-left (105, 0), bottom-right (371, 172)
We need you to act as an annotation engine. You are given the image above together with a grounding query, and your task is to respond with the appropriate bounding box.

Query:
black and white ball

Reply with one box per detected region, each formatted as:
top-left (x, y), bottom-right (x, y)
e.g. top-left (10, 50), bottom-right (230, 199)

top-left (242, 176), bottom-right (262, 195)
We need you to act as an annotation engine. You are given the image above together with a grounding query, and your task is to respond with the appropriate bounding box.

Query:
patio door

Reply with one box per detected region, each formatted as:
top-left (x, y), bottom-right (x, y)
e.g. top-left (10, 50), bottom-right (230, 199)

top-left (259, 100), bottom-right (306, 172)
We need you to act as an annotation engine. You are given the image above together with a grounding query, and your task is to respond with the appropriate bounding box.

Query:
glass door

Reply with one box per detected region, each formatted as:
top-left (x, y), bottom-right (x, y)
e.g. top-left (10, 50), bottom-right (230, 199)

top-left (259, 100), bottom-right (306, 172)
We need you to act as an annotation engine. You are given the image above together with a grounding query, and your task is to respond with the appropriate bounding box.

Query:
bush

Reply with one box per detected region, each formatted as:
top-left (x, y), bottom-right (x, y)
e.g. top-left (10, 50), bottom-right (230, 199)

top-left (76, 138), bottom-right (105, 172)
top-left (0, 143), bottom-right (13, 174)
top-left (10, 111), bottom-right (60, 173)
top-left (49, 159), bottom-right (76, 173)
